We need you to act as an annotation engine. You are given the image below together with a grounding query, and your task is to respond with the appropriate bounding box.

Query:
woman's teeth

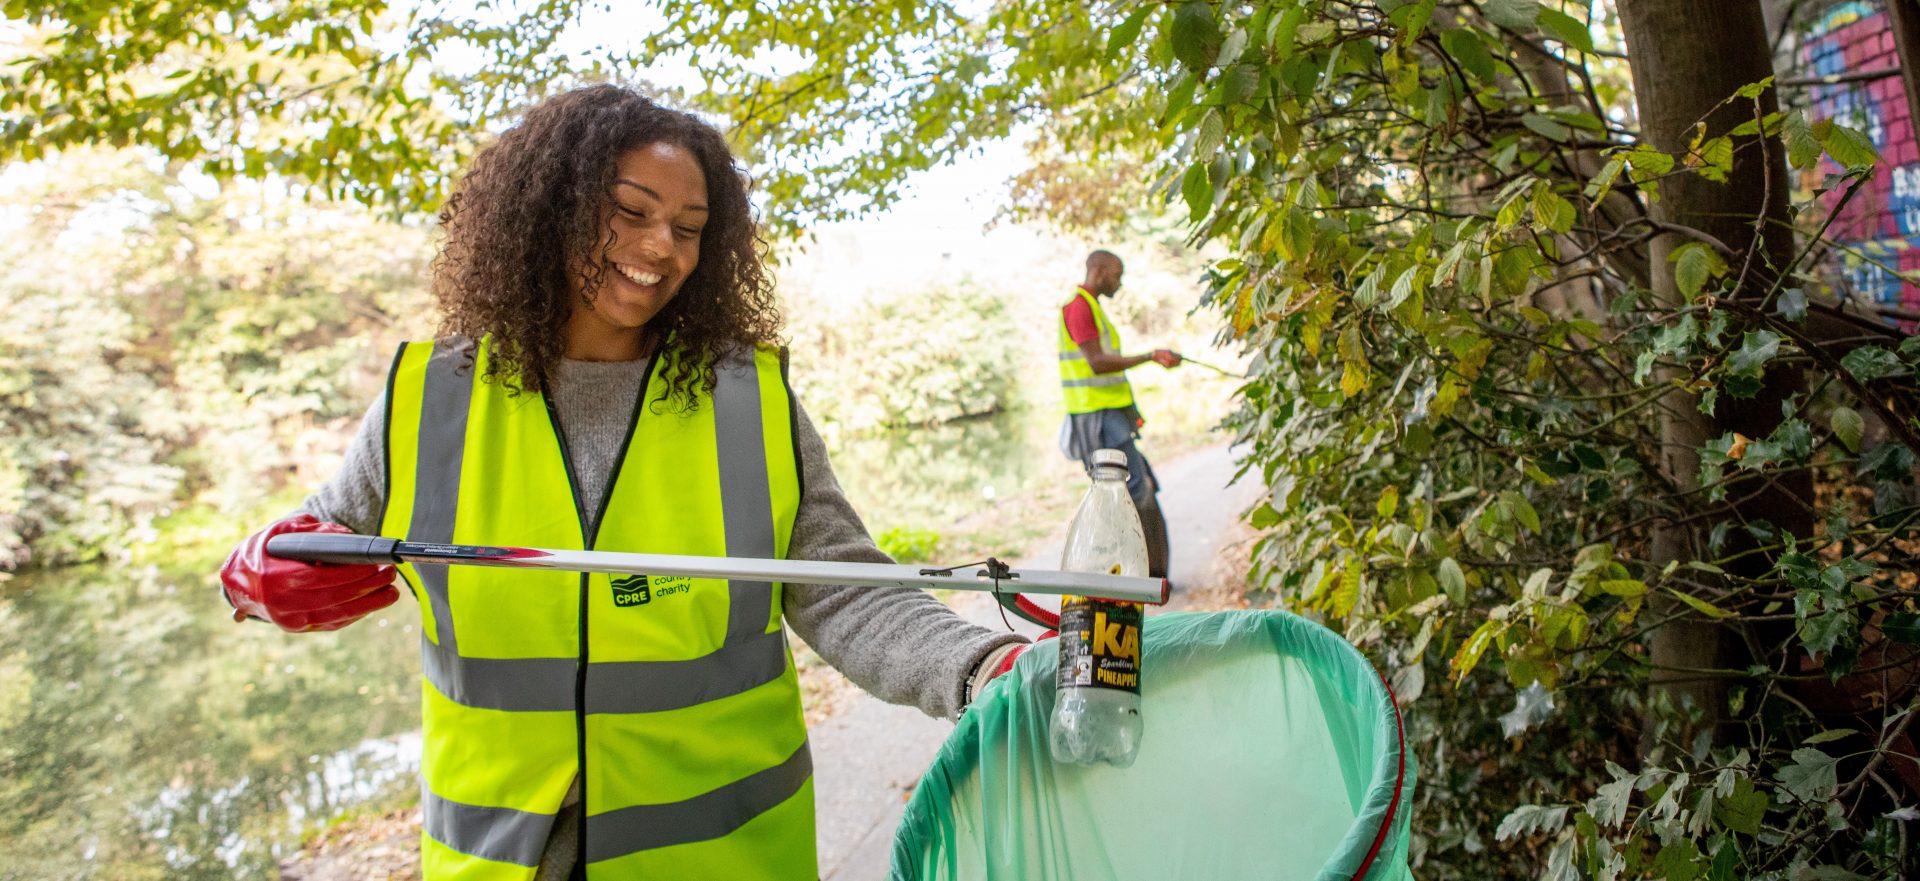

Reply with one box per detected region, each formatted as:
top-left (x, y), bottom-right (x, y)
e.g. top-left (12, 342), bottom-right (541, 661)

top-left (616, 265), bottom-right (662, 286)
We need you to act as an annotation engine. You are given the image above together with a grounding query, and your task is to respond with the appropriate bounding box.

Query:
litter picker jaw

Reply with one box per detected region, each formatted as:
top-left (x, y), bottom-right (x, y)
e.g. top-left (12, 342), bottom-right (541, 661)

top-left (265, 533), bottom-right (1170, 605)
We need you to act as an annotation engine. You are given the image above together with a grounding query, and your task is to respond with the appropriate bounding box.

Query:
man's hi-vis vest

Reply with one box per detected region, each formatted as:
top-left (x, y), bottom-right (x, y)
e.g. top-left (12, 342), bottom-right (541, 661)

top-left (1057, 287), bottom-right (1135, 414)
top-left (378, 337), bottom-right (812, 880)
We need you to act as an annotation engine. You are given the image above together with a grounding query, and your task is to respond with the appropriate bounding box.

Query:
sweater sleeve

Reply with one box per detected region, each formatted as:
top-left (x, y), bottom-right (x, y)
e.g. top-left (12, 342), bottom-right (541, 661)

top-left (780, 403), bottom-right (1028, 720)
top-left (297, 392), bottom-right (389, 535)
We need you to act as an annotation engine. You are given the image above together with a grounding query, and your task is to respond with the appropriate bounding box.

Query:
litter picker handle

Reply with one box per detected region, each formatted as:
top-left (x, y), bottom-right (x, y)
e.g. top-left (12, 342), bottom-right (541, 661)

top-left (265, 534), bottom-right (1168, 603)
top-left (267, 533), bottom-right (402, 565)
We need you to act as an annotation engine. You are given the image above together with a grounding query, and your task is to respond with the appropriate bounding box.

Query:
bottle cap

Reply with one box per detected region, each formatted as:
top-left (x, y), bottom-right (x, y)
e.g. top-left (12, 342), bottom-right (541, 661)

top-left (1091, 448), bottom-right (1128, 469)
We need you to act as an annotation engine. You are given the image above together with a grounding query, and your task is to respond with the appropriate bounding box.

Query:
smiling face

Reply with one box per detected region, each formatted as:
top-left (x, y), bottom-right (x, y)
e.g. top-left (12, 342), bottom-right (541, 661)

top-left (564, 141), bottom-right (709, 358)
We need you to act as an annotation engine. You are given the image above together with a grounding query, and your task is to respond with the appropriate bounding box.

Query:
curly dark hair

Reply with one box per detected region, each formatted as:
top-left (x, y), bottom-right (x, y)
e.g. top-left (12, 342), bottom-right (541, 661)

top-left (431, 84), bottom-right (780, 406)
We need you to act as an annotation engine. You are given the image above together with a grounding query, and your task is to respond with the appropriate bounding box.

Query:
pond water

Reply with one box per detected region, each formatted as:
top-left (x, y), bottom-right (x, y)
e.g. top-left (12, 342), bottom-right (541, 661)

top-left (0, 407), bottom-right (1068, 878)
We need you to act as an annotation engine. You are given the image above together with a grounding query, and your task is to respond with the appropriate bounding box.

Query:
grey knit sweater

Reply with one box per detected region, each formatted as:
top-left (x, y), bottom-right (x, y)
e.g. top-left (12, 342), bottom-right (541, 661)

top-left (301, 357), bottom-right (1025, 876)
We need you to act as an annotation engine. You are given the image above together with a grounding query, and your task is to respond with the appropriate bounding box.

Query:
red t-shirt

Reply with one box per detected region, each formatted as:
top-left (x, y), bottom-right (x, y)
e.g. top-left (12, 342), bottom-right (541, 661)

top-left (1062, 286), bottom-right (1100, 345)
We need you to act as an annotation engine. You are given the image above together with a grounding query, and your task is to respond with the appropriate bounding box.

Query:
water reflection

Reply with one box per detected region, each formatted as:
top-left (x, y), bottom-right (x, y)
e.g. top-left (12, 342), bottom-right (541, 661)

top-left (825, 406), bottom-right (1071, 535)
top-left (0, 563), bottom-right (420, 878)
top-left (0, 410), bottom-right (1073, 878)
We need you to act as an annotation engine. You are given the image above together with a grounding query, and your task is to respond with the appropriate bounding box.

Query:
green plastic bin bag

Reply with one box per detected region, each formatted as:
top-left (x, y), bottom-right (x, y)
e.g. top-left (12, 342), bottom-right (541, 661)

top-left (891, 610), bottom-right (1414, 881)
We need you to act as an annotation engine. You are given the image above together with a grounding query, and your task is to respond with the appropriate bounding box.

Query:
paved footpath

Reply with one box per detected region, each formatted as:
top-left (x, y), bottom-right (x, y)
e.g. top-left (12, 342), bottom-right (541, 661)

top-left (809, 442), bottom-right (1264, 880)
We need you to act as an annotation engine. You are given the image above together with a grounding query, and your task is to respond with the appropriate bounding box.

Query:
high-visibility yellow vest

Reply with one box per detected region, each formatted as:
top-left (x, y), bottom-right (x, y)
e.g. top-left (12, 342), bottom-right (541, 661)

top-left (1057, 287), bottom-right (1135, 414)
top-left (379, 337), bottom-right (811, 880)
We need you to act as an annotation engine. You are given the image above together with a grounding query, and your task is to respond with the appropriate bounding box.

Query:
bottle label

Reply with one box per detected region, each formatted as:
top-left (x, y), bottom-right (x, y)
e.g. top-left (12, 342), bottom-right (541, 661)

top-left (1056, 594), bottom-right (1142, 693)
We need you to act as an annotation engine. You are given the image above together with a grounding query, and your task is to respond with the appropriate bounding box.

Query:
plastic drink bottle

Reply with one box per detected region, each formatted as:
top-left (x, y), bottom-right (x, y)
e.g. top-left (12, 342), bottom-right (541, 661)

top-left (1049, 448), bottom-right (1146, 767)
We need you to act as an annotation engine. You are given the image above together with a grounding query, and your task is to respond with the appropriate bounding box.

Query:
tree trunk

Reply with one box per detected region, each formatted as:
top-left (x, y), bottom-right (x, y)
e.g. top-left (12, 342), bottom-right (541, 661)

top-left (1616, 0), bottom-right (1812, 753)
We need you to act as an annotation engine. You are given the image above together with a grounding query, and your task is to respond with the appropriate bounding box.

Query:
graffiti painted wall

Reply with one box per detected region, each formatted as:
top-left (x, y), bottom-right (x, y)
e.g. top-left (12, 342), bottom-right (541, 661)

top-left (1799, 1), bottom-right (1920, 314)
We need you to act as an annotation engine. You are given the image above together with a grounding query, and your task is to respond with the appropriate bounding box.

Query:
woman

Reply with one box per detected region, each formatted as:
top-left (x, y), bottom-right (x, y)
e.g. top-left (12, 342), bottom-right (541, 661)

top-left (218, 84), bottom-right (1032, 881)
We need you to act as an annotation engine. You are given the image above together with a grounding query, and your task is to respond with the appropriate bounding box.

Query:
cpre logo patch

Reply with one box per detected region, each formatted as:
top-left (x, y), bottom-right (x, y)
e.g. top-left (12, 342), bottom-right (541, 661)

top-left (611, 575), bottom-right (651, 607)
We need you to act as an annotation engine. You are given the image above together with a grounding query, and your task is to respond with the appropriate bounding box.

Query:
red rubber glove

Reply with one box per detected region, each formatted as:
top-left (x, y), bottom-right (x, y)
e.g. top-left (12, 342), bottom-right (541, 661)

top-left (219, 514), bottom-right (400, 632)
top-left (988, 631), bottom-right (1059, 681)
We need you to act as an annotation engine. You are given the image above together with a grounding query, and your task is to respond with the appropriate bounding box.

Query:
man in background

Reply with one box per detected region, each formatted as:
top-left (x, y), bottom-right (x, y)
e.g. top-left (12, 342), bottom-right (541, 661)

top-left (1057, 249), bottom-right (1179, 578)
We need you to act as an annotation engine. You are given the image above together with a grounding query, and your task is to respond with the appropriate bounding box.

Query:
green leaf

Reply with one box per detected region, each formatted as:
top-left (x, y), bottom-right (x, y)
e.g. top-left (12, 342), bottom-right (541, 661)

top-left (1502, 490), bottom-right (1541, 533)
top-left (1716, 778), bottom-right (1767, 834)
top-left (1774, 287), bottom-right (1807, 322)
top-left (1441, 28), bottom-right (1495, 82)
top-left (1181, 162), bottom-right (1213, 219)
top-left (1818, 121), bottom-right (1880, 168)
top-left (1495, 804), bottom-right (1570, 841)
top-left (1735, 75), bottom-right (1775, 99)
top-left (1107, 5), bottom-right (1155, 59)
top-left (1215, 26), bottom-right (1249, 67)
top-left (1668, 588), bottom-right (1738, 619)
top-left (1249, 503), bottom-right (1281, 529)
top-left (1522, 113), bottom-right (1571, 142)
top-left (1376, 485), bottom-right (1400, 520)
top-left (1671, 241), bottom-right (1728, 300)
top-left (1193, 107), bottom-right (1225, 158)
top-left (1727, 330), bottom-right (1782, 378)
top-left (1884, 612), bottom-right (1920, 644)
top-left (1532, 183), bottom-right (1576, 234)
top-left (1653, 839), bottom-right (1702, 881)
top-left (1841, 345), bottom-right (1904, 381)
top-left (1535, 6), bottom-right (1595, 54)
top-left (1451, 619), bottom-right (1502, 679)
top-left (1783, 111), bottom-right (1821, 170)
top-left (1482, 0), bottom-right (1540, 29)
top-left (1830, 406), bottom-right (1864, 453)
top-left (1170, 1), bottom-right (1222, 69)
top-left (1778, 748), bottom-right (1838, 802)
top-left (1585, 154), bottom-right (1626, 202)
top-left (1437, 557), bottom-right (1467, 600)
top-left (1800, 728), bottom-right (1856, 745)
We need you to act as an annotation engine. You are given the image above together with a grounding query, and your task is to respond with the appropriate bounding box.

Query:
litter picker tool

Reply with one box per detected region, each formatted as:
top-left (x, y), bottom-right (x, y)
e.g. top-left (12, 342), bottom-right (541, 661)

top-left (265, 533), bottom-right (1168, 605)
top-left (1172, 352), bottom-right (1242, 378)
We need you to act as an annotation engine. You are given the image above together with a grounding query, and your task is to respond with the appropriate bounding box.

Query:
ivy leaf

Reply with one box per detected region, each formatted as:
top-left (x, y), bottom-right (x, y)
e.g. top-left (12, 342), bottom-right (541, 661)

top-left (1830, 406), bottom-right (1864, 453)
top-left (1534, 6), bottom-right (1594, 54)
top-left (1671, 241), bottom-right (1728, 300)
top-left (1778, 748), bottom-right (1839, 803)
top-left (1840, 345), bottom-right (1904, 381)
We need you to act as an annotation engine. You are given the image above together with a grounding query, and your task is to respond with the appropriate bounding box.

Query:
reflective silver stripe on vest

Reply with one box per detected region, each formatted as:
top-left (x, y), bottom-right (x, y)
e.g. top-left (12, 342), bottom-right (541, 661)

top-left (413, 340), bottom-right (475, 654)
top-left (584, 740), bottom-right (812, 862)
top-left (423, 623), bottom-right (790, 714)
top-left (1059, 351), bottom-right (1087, 361)
top-left (712, 351), bottom-right (776, 644)
top-left (1061, 374), bottom-right (1129, 388)
top-left (423, 785), bottom-right (555, 867)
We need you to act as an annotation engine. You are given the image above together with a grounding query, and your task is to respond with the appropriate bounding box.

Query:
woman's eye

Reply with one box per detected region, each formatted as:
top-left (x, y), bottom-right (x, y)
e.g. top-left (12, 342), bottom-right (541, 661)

top-left (674, 227), bottom-right (702, 240)
top-left (616, 205), bottom-right (645, 219)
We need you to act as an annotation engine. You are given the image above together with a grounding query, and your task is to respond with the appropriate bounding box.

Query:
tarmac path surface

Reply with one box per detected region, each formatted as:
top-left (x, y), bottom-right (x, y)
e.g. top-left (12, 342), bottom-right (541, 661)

top-left (810, 442), bottom-right (1264, 880)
